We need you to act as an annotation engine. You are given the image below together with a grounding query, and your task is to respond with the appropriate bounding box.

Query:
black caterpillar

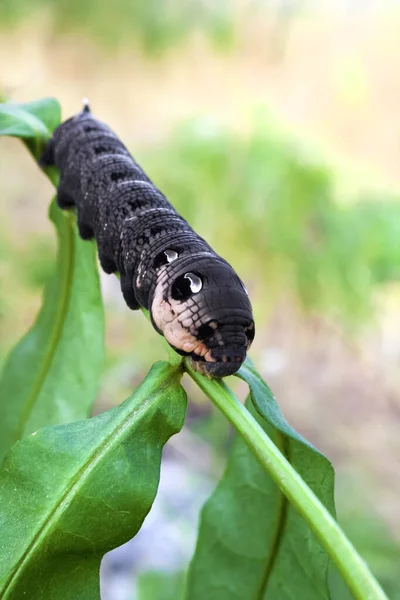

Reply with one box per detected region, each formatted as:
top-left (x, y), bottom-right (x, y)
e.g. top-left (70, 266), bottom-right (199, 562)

top-left (40, 102), bottom-right (255, 377)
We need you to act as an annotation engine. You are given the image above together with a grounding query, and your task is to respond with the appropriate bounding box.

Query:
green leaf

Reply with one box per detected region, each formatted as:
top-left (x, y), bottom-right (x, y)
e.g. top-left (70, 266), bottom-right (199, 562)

top-left (0, 98), bottom-right (61, 158)
top-left (0, 361), bottom-right (187, 599)
top-left (186, 359), bottom-right (343, 600)
top-left (0, 201), bottom-right (104, 462)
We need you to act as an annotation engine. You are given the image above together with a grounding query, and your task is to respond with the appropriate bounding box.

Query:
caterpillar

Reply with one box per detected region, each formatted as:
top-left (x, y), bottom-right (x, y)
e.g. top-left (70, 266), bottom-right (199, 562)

top-left (40, 102), bottom-right (255, 377)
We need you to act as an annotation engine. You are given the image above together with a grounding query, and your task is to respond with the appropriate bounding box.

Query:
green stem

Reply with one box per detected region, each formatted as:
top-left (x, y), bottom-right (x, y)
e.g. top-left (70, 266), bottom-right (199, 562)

top-left (186, 363), bottom-right (388, 600)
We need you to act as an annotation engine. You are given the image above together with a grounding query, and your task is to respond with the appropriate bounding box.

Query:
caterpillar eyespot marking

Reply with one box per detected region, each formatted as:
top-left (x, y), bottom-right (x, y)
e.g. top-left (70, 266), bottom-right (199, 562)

top-left (40, 104), bottom-right (255, 377)
top-left (165, 249), bottom-right (178, 263)
top-left (185, 273), bottom-right (202, 294)
top-left (171, 272), bottom-right (202, 301)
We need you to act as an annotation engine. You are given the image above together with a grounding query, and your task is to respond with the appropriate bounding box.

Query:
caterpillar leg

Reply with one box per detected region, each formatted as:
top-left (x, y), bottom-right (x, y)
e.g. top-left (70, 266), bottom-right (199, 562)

top-left (77, 212), bottom-right (94, 240)
top-left (39, 138), bottom-right (55, 167)
top-left (120, 273), bottom-right (140, 310)
top-left (57, 187), bottom-right (76, 209)
top-left (99, 251), bottom-right (117, 274)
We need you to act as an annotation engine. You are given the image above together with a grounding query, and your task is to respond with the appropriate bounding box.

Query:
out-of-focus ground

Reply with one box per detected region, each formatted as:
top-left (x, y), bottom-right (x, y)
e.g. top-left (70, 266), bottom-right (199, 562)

top-left (2, 2), bottom-right (400, 598)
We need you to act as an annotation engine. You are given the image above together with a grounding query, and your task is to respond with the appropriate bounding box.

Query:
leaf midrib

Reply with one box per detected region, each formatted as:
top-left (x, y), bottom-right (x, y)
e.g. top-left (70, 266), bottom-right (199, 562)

top-left (245, 363), bottom-right (333, 600)
top-left (16, 212), bottom-right (75, 440)
top-left (1, 371), bottom-right (177, 597)
top-left (256, 431), bottom-right (288, 599)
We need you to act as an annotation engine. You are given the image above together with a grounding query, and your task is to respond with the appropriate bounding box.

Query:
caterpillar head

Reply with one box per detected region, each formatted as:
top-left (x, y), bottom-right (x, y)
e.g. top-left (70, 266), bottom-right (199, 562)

top-left (150, 253), bottom-right (254, 377)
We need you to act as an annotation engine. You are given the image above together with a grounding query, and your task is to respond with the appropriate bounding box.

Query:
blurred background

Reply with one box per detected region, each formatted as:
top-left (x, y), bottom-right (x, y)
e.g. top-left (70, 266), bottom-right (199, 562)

top-left (1, 1), bottom-right (400, 598)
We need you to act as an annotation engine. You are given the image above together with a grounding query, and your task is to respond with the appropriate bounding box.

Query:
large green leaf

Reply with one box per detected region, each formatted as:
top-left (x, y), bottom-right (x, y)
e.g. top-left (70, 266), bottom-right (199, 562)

top-left (186, 360), bottom-right (348, 599)
top-left (0, 97), bottom-right (104, 461)
top-left (0, 361), bottom-right (187, 599)
top-left (0, 201), bottom-right (104, 462)
top-left (0, 98), bottom-right (61, 158)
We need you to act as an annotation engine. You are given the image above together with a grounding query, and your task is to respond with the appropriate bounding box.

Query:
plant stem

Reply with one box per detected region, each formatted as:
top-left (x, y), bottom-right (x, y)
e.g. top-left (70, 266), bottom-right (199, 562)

top-left (186, 364), bottom-right (388, 600)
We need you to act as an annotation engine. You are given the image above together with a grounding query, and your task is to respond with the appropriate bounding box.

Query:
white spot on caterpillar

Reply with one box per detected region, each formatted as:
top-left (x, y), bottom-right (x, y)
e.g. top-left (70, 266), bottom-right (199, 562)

top-left (136, 263), bottom-right (143, 288)
top-left (165, 249), bottom-right (178, 263)
top-left (185, 273), bottom-right (202, 294)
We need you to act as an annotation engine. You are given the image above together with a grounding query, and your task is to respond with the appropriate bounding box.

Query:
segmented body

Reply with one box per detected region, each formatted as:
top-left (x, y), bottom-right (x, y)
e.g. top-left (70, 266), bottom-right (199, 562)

top-left (41, 105), bottom-right (255, 377)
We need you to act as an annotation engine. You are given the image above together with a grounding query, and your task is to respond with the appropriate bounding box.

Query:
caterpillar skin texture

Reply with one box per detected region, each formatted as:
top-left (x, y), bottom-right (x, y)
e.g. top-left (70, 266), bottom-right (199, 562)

top-left (40, 105), bottom-right (255, 377)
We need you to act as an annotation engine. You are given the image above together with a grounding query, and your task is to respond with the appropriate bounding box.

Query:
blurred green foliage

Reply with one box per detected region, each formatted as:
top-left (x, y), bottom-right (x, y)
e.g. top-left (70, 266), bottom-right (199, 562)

top-left (146, 118), bottom-right (400, 324)
top-left (0, 0), bottom-right (235, 54)
top-left (339, 510), bottom-right (400, 600)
